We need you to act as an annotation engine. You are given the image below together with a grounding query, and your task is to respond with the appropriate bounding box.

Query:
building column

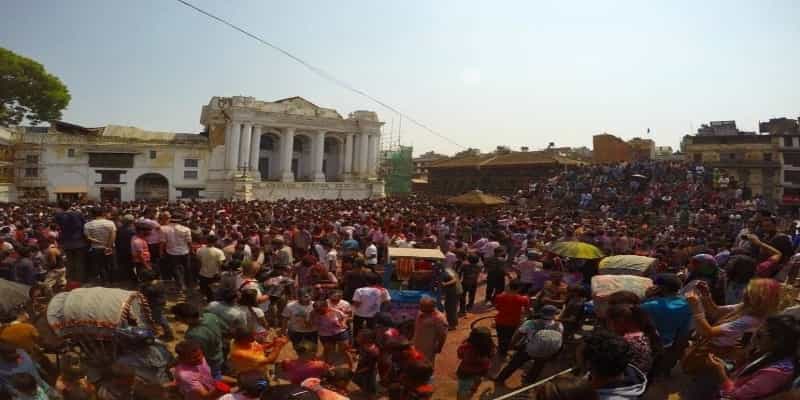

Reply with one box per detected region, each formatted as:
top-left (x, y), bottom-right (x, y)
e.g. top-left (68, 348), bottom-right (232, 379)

top-left (358, 132), bottom-right (369, 177)
top-left (224, 122), bottom-right (234, 170)
top-left (352, 135), bottom-right (360, 176)
top-left (280, 127), bottom-right (295, 182)
top-left (312, 130), bottom-right (326, 182)
top-left (239, 122), bottom-right (252, 170)
top-left (343, 133), bottom-right (354, 180)
top-left (338, 136), bottom-right (346, 179)
top-left (367, 134), bottom-right (379, 179)
top-left (228, 121), bottom-right (241, 172)
top-left (249, 125), bottom-right (262, 175)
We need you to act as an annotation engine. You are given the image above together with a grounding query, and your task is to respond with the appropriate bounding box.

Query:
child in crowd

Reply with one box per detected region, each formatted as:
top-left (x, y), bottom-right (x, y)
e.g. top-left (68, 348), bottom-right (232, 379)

top-left (456, 327), bottom-right (495, 400)
top-left (353, 329), bottom-right (380, 398)
top-left (138, 269), bottom-right (173, 341)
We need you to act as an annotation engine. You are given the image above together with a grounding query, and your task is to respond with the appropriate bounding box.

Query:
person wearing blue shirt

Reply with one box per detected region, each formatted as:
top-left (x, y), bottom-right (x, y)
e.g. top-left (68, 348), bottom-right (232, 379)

top-left (641, 273), bottom-right (692, 377)
top-left (341, 234), bottom-right (360, 256)
top-left (641, 273), bottom-right (691, 346)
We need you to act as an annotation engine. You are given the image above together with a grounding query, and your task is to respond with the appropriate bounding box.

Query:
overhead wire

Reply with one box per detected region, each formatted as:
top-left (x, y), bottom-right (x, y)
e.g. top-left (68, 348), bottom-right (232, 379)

top-left (173, 0), bottom-right (466, 149)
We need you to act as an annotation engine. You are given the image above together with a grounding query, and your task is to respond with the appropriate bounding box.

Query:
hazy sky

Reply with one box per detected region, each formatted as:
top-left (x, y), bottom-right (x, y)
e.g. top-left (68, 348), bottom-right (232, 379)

top-left (3, 1), bottom-right (799, 155)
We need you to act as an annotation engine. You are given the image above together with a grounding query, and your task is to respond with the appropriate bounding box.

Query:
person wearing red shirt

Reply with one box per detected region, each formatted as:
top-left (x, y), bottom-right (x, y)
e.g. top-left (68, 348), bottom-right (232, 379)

top-left (131, 222), bottom-right (152, 275)
top-left (493, 281), bottom-right (530, 356)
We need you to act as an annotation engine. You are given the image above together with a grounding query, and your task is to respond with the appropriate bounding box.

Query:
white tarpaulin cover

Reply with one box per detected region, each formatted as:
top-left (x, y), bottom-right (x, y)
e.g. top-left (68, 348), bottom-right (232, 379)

top-left (47, 287), bottom-right (152, 337)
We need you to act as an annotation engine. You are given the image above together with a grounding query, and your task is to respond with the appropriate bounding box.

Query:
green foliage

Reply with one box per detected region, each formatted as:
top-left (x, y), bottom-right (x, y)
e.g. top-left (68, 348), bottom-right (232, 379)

top-left (0, 47), bottom-right (70, 126)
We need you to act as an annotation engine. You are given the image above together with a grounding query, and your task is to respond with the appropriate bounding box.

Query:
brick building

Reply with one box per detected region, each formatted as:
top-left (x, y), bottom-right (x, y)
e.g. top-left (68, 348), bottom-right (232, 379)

top-left (592, 133), bottom-right (655, 163)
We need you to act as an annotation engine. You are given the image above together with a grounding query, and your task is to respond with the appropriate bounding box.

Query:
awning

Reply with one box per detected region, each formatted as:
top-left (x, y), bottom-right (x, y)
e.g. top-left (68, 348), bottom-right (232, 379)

top-left (53, 186), bottom-right (88, 193)
top-left (388, 247), bottom-right (445, 260)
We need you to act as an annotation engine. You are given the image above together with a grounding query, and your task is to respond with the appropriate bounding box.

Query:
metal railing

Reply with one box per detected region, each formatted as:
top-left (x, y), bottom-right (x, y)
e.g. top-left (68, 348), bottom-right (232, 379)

top-left (490, 368), bottom-right (574, 400)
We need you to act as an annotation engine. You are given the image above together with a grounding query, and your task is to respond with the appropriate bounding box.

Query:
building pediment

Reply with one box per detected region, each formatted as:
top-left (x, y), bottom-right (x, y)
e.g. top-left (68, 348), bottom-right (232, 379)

top-left (274, 96), bottom-right (343, 119)
top-left (201, 96), bottom-right (382, 133)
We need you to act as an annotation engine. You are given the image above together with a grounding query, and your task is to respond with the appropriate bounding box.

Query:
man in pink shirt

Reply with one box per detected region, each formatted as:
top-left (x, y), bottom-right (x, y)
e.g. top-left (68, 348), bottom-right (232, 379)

top-left (173, 340), bottom-right (227, 400)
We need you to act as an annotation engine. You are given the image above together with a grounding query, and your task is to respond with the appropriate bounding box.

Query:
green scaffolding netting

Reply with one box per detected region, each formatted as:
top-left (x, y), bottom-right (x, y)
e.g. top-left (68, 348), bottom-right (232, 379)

top-left (382, 146), bottom-right (412, 195)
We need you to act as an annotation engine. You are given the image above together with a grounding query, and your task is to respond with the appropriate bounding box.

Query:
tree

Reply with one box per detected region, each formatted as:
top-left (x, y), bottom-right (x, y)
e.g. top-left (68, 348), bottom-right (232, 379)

top-left (0, 47), bottom-right (70, 126)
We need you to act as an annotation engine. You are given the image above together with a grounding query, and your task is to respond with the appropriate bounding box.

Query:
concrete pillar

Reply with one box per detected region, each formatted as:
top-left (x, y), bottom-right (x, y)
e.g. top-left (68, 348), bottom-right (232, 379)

top-left (280, 127), bottom-right (295, 182)
top-left (312, 130), bottom-right (326, 182)
top-left (228, 121), bottom-right (241, 172)
top-left (358, 132), bottom-right (369, 176)
top-left (344, 134), bottom-right (354, 174)
top-left (352, 135), bottom-right (361, 176)
top-left (224, 122), bottom-right (234, 170)
top-left (249, 125), bottom-right (262, 173)
top-left (367, 134), bottom-right (379, 178)
top-left (338, 136), bottom-right (346, 179)
top-left (343, 133), bottom-right (354, 180)
top-left (239, 122), bottom-right (252, 170)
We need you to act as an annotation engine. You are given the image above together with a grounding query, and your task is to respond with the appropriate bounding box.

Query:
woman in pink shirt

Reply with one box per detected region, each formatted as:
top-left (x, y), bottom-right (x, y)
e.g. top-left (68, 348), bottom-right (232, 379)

top-left (312, 300), bottom-right (353, 369)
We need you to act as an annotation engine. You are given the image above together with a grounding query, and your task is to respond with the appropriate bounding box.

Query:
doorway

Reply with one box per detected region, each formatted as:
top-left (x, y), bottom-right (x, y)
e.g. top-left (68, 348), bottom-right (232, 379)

top-left (100, 187), bottom-right (121, 202)
top-left (134, 173), bottom-right (169, 201)
top-left (259, 157), bottom-right (270, 181)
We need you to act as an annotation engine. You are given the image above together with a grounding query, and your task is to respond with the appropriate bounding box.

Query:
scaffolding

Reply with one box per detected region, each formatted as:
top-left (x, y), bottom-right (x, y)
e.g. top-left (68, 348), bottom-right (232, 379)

top-left (381, 145), bottom-right (412, 195)
top-left (378, 115), bottom-right (411, 195)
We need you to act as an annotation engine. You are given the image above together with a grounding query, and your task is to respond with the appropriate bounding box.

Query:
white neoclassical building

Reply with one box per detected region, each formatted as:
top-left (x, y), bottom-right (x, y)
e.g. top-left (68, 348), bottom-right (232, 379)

top-left (201, 96), bottom-right (385, 200)
top-left (7, 96), bottom-right (385, 202)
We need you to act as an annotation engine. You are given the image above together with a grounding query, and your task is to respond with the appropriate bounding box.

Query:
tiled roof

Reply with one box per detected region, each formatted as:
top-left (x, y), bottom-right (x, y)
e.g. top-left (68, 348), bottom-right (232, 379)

top-left (429, 151), bottom-right (585, 169)
top-left (484, 151), bottom-right (560, 167)
top-left (427, 149), bottom-right (587, 169)
top-left (427, 154), bottom-right (496, 168)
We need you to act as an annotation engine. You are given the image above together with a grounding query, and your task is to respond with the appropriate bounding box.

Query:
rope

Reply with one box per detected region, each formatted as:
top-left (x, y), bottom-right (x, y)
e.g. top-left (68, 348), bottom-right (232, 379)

top-left (490, 367), bottom-right (574, 400)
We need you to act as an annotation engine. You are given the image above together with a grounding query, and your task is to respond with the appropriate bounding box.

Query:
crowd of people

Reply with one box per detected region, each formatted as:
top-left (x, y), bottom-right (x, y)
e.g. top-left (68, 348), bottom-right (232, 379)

top-left (0, 160), bottom-right (800, 400)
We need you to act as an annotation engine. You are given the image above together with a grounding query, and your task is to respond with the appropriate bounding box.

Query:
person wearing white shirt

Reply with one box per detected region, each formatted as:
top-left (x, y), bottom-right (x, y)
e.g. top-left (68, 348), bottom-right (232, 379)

top-left (364, 239), bottom-right (378, 268)
top-left (326, 246), bottom-right (339, 274)
top-left (84, 206), bottom-right (116, 284)
top-left (196, 234), bottom-right (226, 302)
top-left (351, 274), bottom-right (391, 337)
top-left (159, 211), bottom-right (192, 291)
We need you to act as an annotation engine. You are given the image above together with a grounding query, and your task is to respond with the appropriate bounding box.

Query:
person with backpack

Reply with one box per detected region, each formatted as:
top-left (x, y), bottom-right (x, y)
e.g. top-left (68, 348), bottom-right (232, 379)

top-left (493, 305), bottom-right (563, 386)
